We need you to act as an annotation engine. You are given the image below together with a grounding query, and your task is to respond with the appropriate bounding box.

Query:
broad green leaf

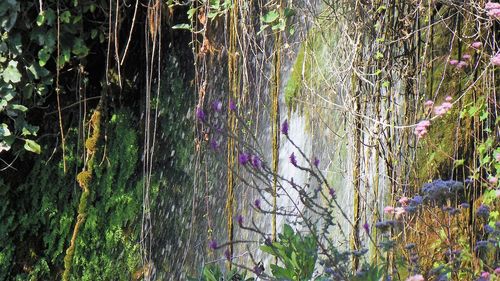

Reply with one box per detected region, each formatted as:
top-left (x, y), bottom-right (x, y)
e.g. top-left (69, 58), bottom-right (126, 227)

top-left (36, 11), bottom-right (45, 26)
top-left (3, 60), bottom-right (21, 83)
top-left (60, 11), bottom-right (71, 23)
top-left (10, 104), bottom-right (27, 112)
top-left (453, 159), bottom-right (464, 168)
top-left (261, 10), bottom-right (279, 23)
top-left (0, 140), bottom-right (10, 152)
top-left (38, 46), bottom-right (51, 67)
top-left (0, 123), bottom-right (11, 137)
top-left (24, 139), bottom-right (41, 154)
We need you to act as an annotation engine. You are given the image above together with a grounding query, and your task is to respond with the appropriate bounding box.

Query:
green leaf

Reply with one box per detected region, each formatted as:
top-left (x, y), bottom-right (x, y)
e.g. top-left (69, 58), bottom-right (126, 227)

top-left (24, 139), bottom-right (41, 154)
top-left (187, 8), bottom-right (197, 19)
top-left (60, 11), bottom-right (71, 24)
top-left (0, 123), bottom-right (11, 137)
top-left (36, 11), bottom-right (46, 26)
top-left (72, 38), bottom-right (89, 57)
top-left (10, 104), bottom-right (27, 112)
top-left (453, 159), bottom-right (464, 168)
top-left (38, 46), bottom-right (52, 67)
top-left (45, 9), bottom-right (56, 25)
top-left (0, 140), bottom-right (11, 152)
top-left (171, 24), bottom-right (191, 30)
top-left (3, 60), bottom-right (21, 83)
top-left (261, 10), bottom-right (279, 23)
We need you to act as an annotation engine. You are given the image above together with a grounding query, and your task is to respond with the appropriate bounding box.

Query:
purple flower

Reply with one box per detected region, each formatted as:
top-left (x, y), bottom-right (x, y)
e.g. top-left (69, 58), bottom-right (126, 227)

top-left (238, 152), bottom-right (250, 165)
top-left (237, 215), bottom-right (243, 226)
top-left (471, 41), bottom-right (482, 49)
top-left (224, 249), bottom-right (231, 261)
top-left (484, 224), bottom-right (494, 233)
top-left (251, 155), bottom-right (262, 169)
top-left (254, 199), bottom-right (261, 209)
top-left (212, 100), bottom-right (222, 112)
top-left (460, 202), bottom-right (470, 208)
top-left (208, 239), bottom-right (218, 250)
top-left (210, 138), bottom-right (219, 150)
top-left (290, 152), bottom-right (297, 166)
top-left (477, 205), bottom-right (490, 219)
top-left (281, 119), bottom-right (289, 135)
top-left (363, 222), bottom-right (370, 234)
top-left (329, 188), bottom-right (336, 197)
top-left (313, 157), bottom-right (320, 167)
top-left (253, 263), bottom-right (264, 276)
top-left (196, 107), bottom-right (206, 122)
top-left (229, 99), bottom-right (237, 111)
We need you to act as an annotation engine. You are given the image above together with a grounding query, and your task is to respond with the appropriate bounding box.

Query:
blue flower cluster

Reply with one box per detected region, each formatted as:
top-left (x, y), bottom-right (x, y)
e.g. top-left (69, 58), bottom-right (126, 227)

top-left (421, 179), bottom-right (464, 206)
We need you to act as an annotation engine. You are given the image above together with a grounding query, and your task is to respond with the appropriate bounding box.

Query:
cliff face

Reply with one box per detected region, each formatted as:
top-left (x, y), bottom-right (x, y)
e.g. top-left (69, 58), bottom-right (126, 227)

top-left (1, 1), bottom-right (499, 280)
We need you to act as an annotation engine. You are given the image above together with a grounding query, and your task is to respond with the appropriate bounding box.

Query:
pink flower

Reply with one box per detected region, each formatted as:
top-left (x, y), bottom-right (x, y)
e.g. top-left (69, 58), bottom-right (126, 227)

top-left (399, 197), bottom-right (410, 206)
top-left (384, 206), bottom-right (395, 214)
top-left (471, 41), bottom-right (482, 49)
top-left (434, 102), bottom-right (452, 117)
top-left (481, 271), bottom-right (490, 280)
top-left (406, 274), bottom-right (424, 281)
top-left (424, 100), bottom-right (434, 107)
top-left (457, 61), bottom-right (468, 69)
top-left (445, 96), bottom-right (453, 102)
top-left (495, 153), bottom-right (500, 162)
top-left (489, 177), bottom-right (498, 184)
top-left (494, 267), bottom-right (500, 275)
top-left (394, 207), bottom-right (406, 219)
top-left (486, 2), bottom-right (500, 10)
top-left (462, 54), bottom-right (472, 61)
top-left (414, 120), bottom-right (431, 139)
top-left (487, 8), bottom-right (500, 19)
top-left (491, 54), bottom-right (500, 66)
top-left (449, 59), bottom-right (459, 66)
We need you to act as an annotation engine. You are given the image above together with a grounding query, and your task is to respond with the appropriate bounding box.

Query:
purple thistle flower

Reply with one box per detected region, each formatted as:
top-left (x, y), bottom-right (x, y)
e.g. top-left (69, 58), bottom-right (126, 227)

top-left (254, 199), bottom-right (261, 209)
top-left (238, 152), bottom-right (250, 165)
top-left (251, 155), bottom-right (262, 169)
top-left (208, 239), bottom-right (218, 250)
top-left (212, 100), bottom-right (222, 112)
top-left (281, 119), bottom-right (289, 135)
top-left (363, 222), bottom-right (370, 234)
top-left (290, 152), bottom-right (297, 167)
top-left (196, 107), bottom-right (206, 122)
top-left (229, 99), bottom-right (237, 111)
top-left (313, 157), bottom-right (320, 167)
top-left (237, 214), bottom-right (243, 226)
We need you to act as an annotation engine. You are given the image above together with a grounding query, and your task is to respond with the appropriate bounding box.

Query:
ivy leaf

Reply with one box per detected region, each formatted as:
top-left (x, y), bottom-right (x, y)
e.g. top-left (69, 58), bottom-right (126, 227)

top-left (22, 124), bottom-right (39, 137)
top-left (36, 11), bottom-right (45, 26)
top-left (38, 46), bottom-right (52, 67)
top-left (24, 139), bottom-right (41, 154)
top-left (3, 60), bottom-right (22, 83)
top-left (0, 123), bottom-right (11, 137)
top-left (60, 11), bottom-right (71, 24)
top-left (0, 140), bottom-right (11, 152)
top-left (261, 10), bottom-right (279, 23)
top-left (10, 104), bottom-right (27, 112)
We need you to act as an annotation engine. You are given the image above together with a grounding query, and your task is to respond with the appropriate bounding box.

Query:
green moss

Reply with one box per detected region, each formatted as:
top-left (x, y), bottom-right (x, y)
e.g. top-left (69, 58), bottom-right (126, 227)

top-left (285, 46), bottom-right (307, 110)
